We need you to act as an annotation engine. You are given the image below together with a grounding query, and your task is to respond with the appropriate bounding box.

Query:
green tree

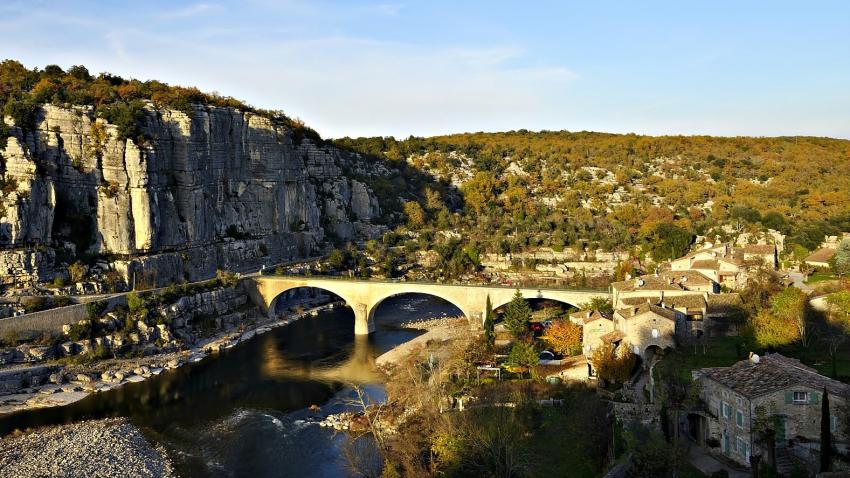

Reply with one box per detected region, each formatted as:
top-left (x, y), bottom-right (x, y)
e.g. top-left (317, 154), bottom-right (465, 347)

top-left (506, 341), bottom-right (538, 377)
top-left (503, 290), bottom-right (532, 338)
top-left (832, 239), bottom-right (850, 276)
top-left (85, 300), bottom-right (107, 318)
top-left (483, 295), bottom-right (495, 349)
top-left (771, 286), bottom-right (810, 349)
top-left (328, 248), bottom-right (348, 270)
top-left (641, 222), bottom-right (692, 262)
top-left (583, 297), bottom-right (614, 315)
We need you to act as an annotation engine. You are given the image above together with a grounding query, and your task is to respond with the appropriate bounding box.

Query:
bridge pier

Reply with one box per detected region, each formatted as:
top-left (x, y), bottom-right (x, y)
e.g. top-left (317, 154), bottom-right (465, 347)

top-left (354, 303), bottom-right (374, 335)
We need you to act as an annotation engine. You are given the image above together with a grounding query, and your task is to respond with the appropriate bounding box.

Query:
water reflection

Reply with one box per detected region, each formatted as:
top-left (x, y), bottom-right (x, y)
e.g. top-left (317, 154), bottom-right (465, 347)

top-left (0, 294), bottom-right (459, 477)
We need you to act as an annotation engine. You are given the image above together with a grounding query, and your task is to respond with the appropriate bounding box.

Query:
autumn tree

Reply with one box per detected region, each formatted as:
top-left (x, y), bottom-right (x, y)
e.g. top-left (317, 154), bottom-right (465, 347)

top-left (503, 290), bottom-right (532, 338)
top-left (541, 319), bottom-right (582, 356)
top-left (403, 200), bottom-right (426, 228)
top-left (591, 343), bottom-right (637, 385)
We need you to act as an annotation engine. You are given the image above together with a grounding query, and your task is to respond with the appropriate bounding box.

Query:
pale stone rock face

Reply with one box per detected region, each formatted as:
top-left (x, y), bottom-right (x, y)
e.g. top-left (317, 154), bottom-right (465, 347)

top-left (0, 104), bottom-right (387, 287)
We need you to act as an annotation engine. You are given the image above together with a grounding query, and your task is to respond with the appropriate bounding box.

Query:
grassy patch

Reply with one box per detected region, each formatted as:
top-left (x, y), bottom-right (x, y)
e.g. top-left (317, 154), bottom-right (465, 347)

top-left (805, 271), bottom-right (839, 284)
top-left (656, 336), bottom-right (850, 383)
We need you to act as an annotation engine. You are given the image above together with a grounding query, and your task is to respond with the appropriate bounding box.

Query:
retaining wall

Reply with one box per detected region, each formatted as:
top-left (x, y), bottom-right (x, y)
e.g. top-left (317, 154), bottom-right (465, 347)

top-left (0, 295), bottom-right (127, 338)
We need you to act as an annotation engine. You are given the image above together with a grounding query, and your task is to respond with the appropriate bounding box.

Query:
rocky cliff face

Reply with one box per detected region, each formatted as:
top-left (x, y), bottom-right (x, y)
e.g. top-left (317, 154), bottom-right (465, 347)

top-left (0, 103), bottom-right (385, 288)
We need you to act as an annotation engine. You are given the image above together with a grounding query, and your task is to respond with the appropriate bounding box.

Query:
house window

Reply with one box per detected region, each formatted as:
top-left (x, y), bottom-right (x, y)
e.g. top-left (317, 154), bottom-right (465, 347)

top-left (651, 328), bottom-right (659, 338)
top-left (722, 402), bottom-right (732, 419)
top-left (831, 415), bottom-right (837, 433)
top-left (793, 391), bottom-right (809, 403)
top-left (736, 410), bottom-right (744, 428)
top-left (736, 436), bottom-right (749, 458)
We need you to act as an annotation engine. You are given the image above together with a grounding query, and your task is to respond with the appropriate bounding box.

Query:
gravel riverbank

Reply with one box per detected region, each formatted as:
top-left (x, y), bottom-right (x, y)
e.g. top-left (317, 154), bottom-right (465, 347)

top-left (0, 418), bottom-right (174, 478)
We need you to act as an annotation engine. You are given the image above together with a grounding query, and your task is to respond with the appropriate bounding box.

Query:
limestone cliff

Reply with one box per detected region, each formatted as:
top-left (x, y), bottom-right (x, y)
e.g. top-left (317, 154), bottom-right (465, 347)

top-left (0, 103), bottom-right (385, 288)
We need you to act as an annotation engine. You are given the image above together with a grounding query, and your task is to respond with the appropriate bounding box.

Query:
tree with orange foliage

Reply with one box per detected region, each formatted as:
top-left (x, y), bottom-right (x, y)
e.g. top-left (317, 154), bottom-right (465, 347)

top-left (541, 318), bottom-right (583, 356)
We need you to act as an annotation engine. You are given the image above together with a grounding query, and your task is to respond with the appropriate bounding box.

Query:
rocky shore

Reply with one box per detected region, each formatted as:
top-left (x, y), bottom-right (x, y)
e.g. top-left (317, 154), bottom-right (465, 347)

top-left (376, 316), bottom-right (468, 367)
top-left (0, 418), bottom-right (174, 478)
top-left (0, 301), bottom-right (344, 415)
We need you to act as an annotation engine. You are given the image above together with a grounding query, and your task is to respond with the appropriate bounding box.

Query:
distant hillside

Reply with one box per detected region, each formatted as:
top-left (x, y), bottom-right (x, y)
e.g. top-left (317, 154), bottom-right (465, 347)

top-left (333, 132), bottom-right (850, 255)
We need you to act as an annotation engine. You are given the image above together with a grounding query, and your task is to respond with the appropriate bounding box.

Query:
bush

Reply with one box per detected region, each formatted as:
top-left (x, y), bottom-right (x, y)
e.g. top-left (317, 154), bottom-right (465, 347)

top-left (3, 98), bottom-right (40, 130)
top-left (68, 261), bottom-right (87, 283)
top-left (127, 292), bottom-right (145, 315)
top-left (86, 300), bottom-right (107, 318)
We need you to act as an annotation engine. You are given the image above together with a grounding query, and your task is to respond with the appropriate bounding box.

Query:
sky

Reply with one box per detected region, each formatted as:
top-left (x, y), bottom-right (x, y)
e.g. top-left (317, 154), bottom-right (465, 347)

top-left (2, 1), bottom-right (849, 139)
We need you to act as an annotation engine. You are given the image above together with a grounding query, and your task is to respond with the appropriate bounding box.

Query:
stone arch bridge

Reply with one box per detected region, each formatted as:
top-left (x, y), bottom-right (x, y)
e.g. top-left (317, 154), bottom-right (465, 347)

top-left (243, 276), bottom-right (609, 335)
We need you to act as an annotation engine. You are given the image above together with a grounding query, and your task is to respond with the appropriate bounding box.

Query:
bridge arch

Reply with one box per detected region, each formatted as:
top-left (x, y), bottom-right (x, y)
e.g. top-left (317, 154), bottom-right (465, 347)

top-left (490, 290), bottom-right (583, 314)
top-left (367, 290), bottom-right (468, 326)
top-left (268, 286), bottom-right (350, 317)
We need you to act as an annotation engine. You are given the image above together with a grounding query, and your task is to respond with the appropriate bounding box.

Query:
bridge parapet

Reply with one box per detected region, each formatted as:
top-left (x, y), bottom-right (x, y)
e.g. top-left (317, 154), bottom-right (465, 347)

top-left (244, 276), bottom-right (610, 335)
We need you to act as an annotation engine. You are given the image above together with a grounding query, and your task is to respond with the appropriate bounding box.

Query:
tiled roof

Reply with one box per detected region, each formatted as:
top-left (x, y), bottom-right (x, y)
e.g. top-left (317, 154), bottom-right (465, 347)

top-left (600, 330), bottom-right (626, 343)
top-left (615, 302), bottom-right (679, 322)
top-left (706, 293), bottom-right (743, 315)
top-left (690, 259), bottom-right (720, 270)
top-left (700, 353), bottom-right (850, 399)
top-left (611, 270), bottom-right (715, 292)
top-left (570, 309), bottom-right (612, 324)
top-left (664, 295), bottom-right (707, 310)
top-left (805, 248), bottom-right (836, 264)
top-left (742, 244), bottom-right (776, 255)
top-left (621, 296), bottom-right (661, 306)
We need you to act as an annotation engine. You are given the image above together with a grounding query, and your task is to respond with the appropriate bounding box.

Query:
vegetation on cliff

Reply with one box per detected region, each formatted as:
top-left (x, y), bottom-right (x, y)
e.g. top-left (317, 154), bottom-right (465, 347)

top-left (0, 59), bottom-right (321, 144)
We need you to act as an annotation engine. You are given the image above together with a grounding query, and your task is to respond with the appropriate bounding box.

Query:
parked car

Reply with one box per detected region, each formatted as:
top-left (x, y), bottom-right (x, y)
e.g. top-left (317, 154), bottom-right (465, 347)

top-left (538, 350), bottom-right (555, 361)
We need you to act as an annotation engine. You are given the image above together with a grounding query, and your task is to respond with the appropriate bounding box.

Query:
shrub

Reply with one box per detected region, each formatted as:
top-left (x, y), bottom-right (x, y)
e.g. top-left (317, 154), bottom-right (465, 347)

top-left (86, 300), bottom-right (107, 318)
top-left (3, 98), bottom-right (40, 130)
top-left (68, 261), bottom-right (87, 283)
top-left (127, 292), bottom-right (145, 315)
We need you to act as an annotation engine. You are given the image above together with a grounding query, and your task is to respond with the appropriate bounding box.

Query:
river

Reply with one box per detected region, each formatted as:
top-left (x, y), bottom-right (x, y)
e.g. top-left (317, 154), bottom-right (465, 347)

top-left (0, 294), bottom-right (461, 477)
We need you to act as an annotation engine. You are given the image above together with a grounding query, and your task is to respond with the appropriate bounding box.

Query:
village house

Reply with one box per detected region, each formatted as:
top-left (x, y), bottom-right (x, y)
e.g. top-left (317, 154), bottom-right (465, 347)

top-left (692, 353), bottom-right (849, 472)
top-left (804, 248), bottom-right (836, 269)
top-left (579, 302), bottom-right (680, 363)
top-left (668, 242), bottom-right (778, 290)
top-left (611, 269), bottom-right (718, 309)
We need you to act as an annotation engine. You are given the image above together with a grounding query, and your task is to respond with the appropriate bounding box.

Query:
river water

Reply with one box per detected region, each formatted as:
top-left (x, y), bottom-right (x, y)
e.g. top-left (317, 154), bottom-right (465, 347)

top-left (0, 295), bottom-right (461, 477)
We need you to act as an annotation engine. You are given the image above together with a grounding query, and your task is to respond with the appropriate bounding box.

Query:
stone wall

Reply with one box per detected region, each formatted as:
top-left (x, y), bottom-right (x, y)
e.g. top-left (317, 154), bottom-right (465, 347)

top-left (0, 103), bottom-right (387, 288)
top-left (0, 294), bottom-right (127, 338)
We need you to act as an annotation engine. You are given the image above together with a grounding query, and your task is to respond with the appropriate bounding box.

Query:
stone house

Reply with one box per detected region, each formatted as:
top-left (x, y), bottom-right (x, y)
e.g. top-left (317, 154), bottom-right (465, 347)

top-left (692, 353), bottom-right (849, 470)
top-left (741, 244), bottom-right (779, 269)
top-left (611, 302), bottom-right (679, 358)
top-left (669, 242), bottom-right (778, 290)
top-left (804, 248), bottom-right (836, 269)
top-left (611, 270), bottom-right (718, 309)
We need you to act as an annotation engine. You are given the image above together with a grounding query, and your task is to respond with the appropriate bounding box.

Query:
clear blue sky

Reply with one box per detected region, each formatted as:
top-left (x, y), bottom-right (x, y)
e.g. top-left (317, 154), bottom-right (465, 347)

top-left (2, 1), bottom-right (849, 138)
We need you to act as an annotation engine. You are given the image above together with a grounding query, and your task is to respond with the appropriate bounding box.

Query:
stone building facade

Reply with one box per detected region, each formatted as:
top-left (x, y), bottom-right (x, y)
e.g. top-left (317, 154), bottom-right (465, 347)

top-left (693, 353), bottom-right (849, 470)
